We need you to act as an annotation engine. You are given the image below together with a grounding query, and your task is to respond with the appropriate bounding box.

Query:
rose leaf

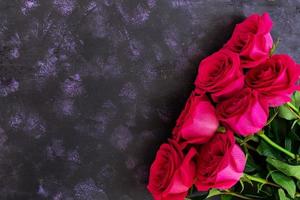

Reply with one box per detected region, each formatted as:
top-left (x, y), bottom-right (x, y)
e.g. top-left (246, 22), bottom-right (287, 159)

top-left (271, 172), bottom-right (296, 198)
top-left (278, 188), bottom-right (289, 200)
top-left (267, 157), bottom-right (300, 180)
top-left (278, 105), bottom-right (297, 121)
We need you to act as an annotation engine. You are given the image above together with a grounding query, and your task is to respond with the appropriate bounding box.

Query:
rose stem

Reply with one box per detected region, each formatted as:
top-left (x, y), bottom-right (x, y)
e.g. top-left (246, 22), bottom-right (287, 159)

top-left (266, 108), bottom-right (278, 125)
top-left (287, 102), bottom-right (299, 113)
top-left (223, 191), bottom-right (255, 200)
top-left (257, 131), bottom-right (296, 159)
top-left (186, 189), bottom-right (255, 200)
top-left (235, 137), bottom-right (256, 152)
top-left (270, 37), bottom-right (280, 56)
top-left (243, 173), bottom-right (280, 188)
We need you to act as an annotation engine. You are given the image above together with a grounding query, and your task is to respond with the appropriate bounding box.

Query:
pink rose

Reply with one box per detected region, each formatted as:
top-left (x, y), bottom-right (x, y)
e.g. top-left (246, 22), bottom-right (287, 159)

top-left (173, 92), bottom-right (219, 144)
top-left (224, 13), bottom-right (273, 68)
top-left (246, 54), bottom-right (300, 107)
top-left (195, 130), bottom-right (246, 191)
top-left (147, 140), bottom-right (197, 200)
top-left (194, 49), bottom-right (244, 102)
top-left (216, 88), bottom-right (269, 136)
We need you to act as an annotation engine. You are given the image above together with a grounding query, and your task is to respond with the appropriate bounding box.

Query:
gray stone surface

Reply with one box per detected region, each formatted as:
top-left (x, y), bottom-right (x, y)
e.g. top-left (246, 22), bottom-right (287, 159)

top-left (0, 0), bottom-right (299, 199)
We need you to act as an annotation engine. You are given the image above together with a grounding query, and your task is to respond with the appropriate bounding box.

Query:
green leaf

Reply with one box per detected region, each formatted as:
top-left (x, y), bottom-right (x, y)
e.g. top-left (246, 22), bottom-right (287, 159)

top-left (221, 195), bottom-right (232, 200)
top-left (206, 189), bottom-right (221, 198)
top-left (278, 188), bottom-right (288, 200)
top-left (285, 137), bottom-right (292, 152)
top-left (257, 140), bottom-right (280, 159)
top-left (267, 157), bottom-right (300, 180)
top-left (271, 172), bottom-right (296, 198)
top-left (279, 105), bottom-right (297, 120)
top-left (270, 38), bottom-right (280, 55)
top-left (267, 169), bottom-right (279, 180)
top-left (293, 91), bottom-right (300, 108)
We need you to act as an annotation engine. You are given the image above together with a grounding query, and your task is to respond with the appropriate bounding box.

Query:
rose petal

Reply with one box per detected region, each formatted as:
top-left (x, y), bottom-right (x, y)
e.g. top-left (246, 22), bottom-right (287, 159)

top-left (213, 145), bottom-right (246, 189)
top-left (217, 88), bottom-right (269, 136)
top-left (165, 148), bottom-right (197, 194)
top-left (174, 93), bottom-right (219, 144)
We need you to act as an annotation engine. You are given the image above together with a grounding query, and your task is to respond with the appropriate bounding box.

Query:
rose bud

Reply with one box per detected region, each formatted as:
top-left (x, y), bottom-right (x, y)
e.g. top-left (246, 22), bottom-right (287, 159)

top-left (216, 88), bottom-right (269, 136)
top-left (173, 92), bottom-right (219, 144)
top-left (246, 54), bottom-right (300, 107)
top-left (147, 140), bottom-right (197, 200)
top-left (195, 130), bottom-right (246, 191)
top-left (194, 49), bottom-right (244, 102)
top-left (224, 13), bottom-right (273, 68)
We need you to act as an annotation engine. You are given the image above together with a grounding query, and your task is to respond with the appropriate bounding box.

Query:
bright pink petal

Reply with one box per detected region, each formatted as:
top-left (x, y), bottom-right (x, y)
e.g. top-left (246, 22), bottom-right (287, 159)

top-left (178, 95), bottom-right (219, 144)
top-left (165, 148), bottom-right (196, 194)
top-left (233, 96), bottom-right (268, 135)
top-left (259, 13), bottom-right (273, 34)
top-left (214, 145), bottom-right (246, 189)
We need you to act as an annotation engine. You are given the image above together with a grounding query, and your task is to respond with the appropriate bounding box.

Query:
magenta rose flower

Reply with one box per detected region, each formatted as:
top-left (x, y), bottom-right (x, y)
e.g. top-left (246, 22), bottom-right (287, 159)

top-left (173, 92), bottom-right (219, 144)
top-left (216, 88), bottom-right (269, 136)
top-left (147, 140), bottom-right (197, 200)
top-left (246, 54), bottom-right (300, 107)
top-left (195, 130), bottom-right (246, 191)
top-left (224, 13), bottom-right (273, 68)
top-left (194, 49), bottom-right (244, 102)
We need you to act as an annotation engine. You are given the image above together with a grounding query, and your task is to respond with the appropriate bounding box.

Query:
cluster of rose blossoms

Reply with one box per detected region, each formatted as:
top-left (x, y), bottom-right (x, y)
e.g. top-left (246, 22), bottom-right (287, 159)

top-left (147, 13), bottom-right (300, 200)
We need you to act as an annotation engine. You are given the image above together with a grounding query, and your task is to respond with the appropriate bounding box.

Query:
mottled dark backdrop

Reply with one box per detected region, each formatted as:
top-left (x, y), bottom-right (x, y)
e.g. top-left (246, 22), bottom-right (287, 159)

top-left (0, 0), bottom-right (299, 199)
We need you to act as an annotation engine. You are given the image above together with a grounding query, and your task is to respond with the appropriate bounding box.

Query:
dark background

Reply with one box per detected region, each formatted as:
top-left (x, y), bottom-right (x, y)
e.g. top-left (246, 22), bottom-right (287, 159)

top-left (0, 0), bottom-right (299, 199)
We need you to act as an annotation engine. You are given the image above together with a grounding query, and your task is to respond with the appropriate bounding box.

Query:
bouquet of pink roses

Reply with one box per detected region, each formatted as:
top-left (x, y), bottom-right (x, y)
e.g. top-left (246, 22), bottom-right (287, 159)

top-left (147, 13), bottom-right (300, 200)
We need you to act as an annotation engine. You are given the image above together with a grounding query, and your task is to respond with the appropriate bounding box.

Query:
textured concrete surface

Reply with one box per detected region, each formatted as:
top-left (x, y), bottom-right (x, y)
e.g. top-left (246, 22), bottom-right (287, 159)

top-left (0, 0), bottom-right (299, 199)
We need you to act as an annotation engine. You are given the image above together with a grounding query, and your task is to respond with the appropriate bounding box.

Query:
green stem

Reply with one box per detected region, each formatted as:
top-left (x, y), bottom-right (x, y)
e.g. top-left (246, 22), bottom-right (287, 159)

top-left (287, 102), bottom-right (299, 113)
top-left (217, 126), bottom-right (226, 133)
top-left (258, 131), bottom-right (296, 159)
top-left (266, 109), bottom-right (278, 125)
top-left (243, 173), bottom-right (279, 188)
top-left (270, 37), bottom-right (280, 56)
top-left (224, 192), bottom-right (255, 200)
top-left (235, 137), bottom-right (257, 152)
top-left (187, 191), bottom-right (254, 200)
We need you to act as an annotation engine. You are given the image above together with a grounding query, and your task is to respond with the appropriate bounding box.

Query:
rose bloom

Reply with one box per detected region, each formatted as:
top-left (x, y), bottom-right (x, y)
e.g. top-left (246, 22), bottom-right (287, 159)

top-left (195, 130), bottom-right (246, 191)
top-left (173, 92), bottom-right (218, 144)
top-left (147, 140), bottom-right (196, 200)
top-left (216, 88), bottom-right (269, 136)
top-left (194, 49), bottom-right (244, 102)
top-left (224, 13), bottom-right (273, 68)
top-left (246, 54), bottom-right (300, 107)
